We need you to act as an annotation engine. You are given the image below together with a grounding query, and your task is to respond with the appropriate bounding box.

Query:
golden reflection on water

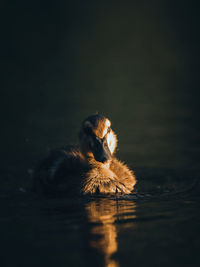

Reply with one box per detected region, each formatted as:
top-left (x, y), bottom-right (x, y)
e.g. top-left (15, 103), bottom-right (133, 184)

top-left (85, 198), bottom-right (136, 267)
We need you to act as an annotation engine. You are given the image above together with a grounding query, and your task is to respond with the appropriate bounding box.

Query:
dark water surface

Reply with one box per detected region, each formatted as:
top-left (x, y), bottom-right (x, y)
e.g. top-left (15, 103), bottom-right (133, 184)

top-left (0, 188), bottom-right (200, 267)
top-left (1, 1), bottom-right (200, 267)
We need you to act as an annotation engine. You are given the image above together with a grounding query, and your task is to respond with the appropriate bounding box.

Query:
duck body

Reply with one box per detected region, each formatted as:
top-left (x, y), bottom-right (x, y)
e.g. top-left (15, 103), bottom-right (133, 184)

top-left (32, 114), bottom-right (137, 195)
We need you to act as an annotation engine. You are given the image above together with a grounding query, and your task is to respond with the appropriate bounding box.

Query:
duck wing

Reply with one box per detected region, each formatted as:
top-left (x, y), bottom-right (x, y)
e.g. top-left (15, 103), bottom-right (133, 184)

top-left (32, 145), bottom-right (88, 194)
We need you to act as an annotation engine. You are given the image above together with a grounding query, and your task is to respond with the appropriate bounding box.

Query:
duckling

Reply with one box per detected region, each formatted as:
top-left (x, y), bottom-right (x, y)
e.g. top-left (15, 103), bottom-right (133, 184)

top-left (32, 114), bottom-right (137, 195)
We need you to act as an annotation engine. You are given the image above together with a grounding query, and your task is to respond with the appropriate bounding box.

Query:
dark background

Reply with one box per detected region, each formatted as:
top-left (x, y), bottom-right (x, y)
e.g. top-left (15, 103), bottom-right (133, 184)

top-left (0, 2), bottom-right (200, 267)
top-left (0, 0), bottom-right (200, 189)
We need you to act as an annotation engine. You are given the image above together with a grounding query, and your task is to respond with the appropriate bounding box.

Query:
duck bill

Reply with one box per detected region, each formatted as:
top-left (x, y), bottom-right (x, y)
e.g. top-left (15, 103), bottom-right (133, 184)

top-left (93, 140), bottom-right (112, 163)
top-left (100, 146), bottom-right (112, 163)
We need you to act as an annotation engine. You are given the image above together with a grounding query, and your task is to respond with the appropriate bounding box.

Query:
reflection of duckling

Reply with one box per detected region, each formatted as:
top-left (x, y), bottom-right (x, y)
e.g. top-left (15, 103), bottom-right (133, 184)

top-left (85, 199), bottom-right (119, 267)
top-left (32, 114), bottom-right (137, 195)
top-left (85, 199), bottom-right (136, 267)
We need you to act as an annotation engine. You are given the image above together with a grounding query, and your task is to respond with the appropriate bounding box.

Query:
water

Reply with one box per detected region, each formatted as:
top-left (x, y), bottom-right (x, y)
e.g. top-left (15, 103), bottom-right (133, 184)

top-left (0, 189), bottom-right (199, 267)
top-left (1, 1), bottom-right (200, 267)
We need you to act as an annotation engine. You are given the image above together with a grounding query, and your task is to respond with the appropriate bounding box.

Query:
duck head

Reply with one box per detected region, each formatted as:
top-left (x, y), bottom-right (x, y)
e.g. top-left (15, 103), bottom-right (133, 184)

top-left (79, 114), bottom-right (117, 163)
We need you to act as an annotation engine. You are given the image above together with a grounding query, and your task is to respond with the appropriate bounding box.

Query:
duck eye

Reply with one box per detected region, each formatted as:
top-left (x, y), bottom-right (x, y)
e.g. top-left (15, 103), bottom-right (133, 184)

top-left (107, 127), bottom-right (111, 133)
top-left (104, 142), bottom-right (108, 148)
